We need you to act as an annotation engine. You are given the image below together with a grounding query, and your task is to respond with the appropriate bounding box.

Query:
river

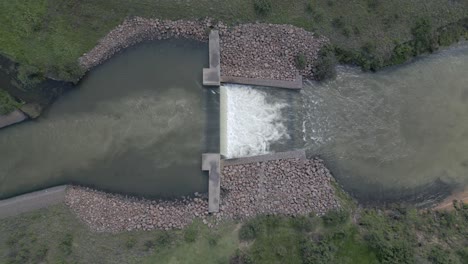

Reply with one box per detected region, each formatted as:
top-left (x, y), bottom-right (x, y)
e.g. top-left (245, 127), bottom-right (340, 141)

top-left (1, 41), bottom-right (467, 205)
top-left (222, 43), bottom-right (468, 205)
top-left (0, 40), bottom-right (219, 199)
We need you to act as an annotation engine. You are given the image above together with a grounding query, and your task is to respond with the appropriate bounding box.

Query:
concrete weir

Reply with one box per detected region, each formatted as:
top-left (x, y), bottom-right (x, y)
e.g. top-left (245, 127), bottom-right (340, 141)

top-left (202, 153), bottom-right (221, 212)
top-left (202, 150), bottom-right (307, 213)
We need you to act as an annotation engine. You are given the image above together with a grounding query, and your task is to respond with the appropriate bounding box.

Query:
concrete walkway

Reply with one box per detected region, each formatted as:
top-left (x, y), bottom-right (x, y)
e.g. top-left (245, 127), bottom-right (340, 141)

top-left (0, 186), bottom-right (67, 219)
top-left (0, 109), bottom-right (28, 129)
top-left (202, 153), bottom-right (221, 212)
top-left (203, 30), bottom-right (221, 86)
top-left (221, 74), bottom-right (303, 90)
top-left (222, 150), bottom-right (306, 166)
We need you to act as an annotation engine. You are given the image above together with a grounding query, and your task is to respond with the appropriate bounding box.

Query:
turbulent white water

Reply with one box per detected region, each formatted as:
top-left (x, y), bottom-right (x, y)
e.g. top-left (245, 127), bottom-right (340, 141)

top-left (220, 84), bottom-right (289, 158)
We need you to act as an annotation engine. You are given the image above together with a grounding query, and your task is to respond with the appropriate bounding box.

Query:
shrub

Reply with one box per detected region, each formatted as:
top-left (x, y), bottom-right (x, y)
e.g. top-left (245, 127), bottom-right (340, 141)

top-left (184, 226), bottom-right (198, 243)
top-left (367, 0), bottom-right (380, 10)
top-left (295, 53), bottom-right (307, 70)
top-left (143, 240), bottom-right (155, 251)
top-left (313, 46), bottom-right (337, 81)
top-left (412, 18), bottom-right (435, 54)
top-left (300, 239), bottom-right (337, 264)
top-left (322, 210), bottom-right (349, 226)
top-left (253, 0), bottom-right (272, 16)
top-left (125, 237), bottom-right (137, 249)
top-left (306, 3), bottom-right (324, 22)
top-left (33, 245), bottom-right (48, 262)
top-left (390, 43), bottom-right (414, 65)
top-left (290, 215), bottom-right (314, 232)
top-left (428, 246), bottom-right (458, 264)
top-left (230, 249), bottom-right (254, 264)
top-left (239, 218), bottom-right (266, 241)
top-left (59, 233), bottom-right (73, 256)
top-left (156, 232), bottom-right (173, 247)
top-left (332, 17), bottom-right (345, 29)
top-left (208, 234), bottom-right (220, 247)
top-left (16, 64), bottom-right (44, 89)
top-left (342, 27), bottom-right (351, 37)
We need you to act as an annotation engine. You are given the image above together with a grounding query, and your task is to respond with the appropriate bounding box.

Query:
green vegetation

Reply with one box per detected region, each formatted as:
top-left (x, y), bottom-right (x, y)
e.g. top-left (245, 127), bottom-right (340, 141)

top-left (0, 205), bottom-right (239, 264)
top-left (295, 53), bottom-right (307, 70)
top-left (1, 201), bottom-right (466, 263)
top-left (313, 45), bottom-right (337, 81)
top-left (253, 0), bottom-right (273, 16)
top-left (0, 0), bottom-right (466, 84)
top-left (0, 89), bottom-right (23, 115)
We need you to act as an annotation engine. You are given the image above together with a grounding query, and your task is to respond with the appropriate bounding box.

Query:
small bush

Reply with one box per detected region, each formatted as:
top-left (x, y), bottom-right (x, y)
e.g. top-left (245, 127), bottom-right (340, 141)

top-left (332, 17), bottom-right (345, 29)
top-left (156, 232), bottom-right (173, 247)
top-left (367, 0), bottom-right (380, 10)
top-left (33, 245), bottom-right (48, 262)
top-left (230, 249), bottom-right (254, 264)
top-left (125, 237), bottom-right (137, 249)
top-left (301, 239), bottom-right (337, 264)
top-left (290, 216), bottom-right (315, 232)
top-left (239, 219), bottom-right (265, 241)
top-left (208, 234), bottom-right (220, 247)
top-left (353, 26), bottom-right (361, 35)
top-left (184, 226), bottom-right (198, 243)
top-left (59, 233), bottom-right (73, 256)
top-left (143, 240), bottom-right (155, 251)
top-left (253, 0), bottom-right (272, 16)
top-left (412, 17), bottom-right (435, 54)
top-left (322, 210), bottom-right (349, 226)
top-left (16, 64), bottom-right (44, 89)
top-left (306, 3), bottom-right (324, 22)
top-left (342, 27), bottom-right (351, 37)
top-left (295, 53), bottom-right (307, 70)
top-left (313, 46), bottom-right (337, 81)
top-left (428, 246), bottom-right (458, 264)
top-left (390, 43), bottom-right (414, 64)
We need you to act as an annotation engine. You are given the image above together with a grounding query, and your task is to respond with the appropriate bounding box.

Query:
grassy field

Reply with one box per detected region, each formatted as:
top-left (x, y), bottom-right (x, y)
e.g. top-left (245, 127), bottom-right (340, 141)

top-left (1, 201), bottom-right (467, 264)
top-left (0, 0), bottom-right (466, 83)
top-left (0, 204), bottom-right (239, 264)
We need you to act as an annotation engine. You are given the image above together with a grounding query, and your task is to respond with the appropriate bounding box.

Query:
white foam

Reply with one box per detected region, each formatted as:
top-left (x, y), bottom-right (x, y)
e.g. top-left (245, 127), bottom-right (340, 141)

top-left (220, 84), bottom-right (289, 158)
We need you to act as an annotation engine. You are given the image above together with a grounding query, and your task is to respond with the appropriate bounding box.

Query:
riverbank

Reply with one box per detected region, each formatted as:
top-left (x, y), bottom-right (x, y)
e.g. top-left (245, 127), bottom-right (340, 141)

top-left (79, 17), bottom-right (328, 81)
top-left (0, 190), bottom-right (466, 263)
top-left (1, 0), bottom-right (466, 83)
top-left (65, 157), bottom-right (339, 232)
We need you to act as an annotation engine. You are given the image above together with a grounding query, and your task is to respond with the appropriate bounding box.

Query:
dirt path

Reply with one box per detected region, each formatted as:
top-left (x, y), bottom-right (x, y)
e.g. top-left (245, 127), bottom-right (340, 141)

top-left (433, 187), bottom-right (468, 211)
top-left (0, 186), bottom-right (67, 218)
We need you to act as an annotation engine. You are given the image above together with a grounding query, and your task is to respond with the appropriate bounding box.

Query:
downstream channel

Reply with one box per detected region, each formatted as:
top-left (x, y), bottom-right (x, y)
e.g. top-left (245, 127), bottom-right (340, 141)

top-left (222, 43), bottom-right (468, 205)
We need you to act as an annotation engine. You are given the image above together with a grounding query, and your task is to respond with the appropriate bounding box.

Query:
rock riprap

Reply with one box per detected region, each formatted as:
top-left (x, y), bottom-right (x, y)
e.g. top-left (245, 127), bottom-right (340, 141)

top-left (66, 158), bottom-right (340, 232)
top-left (79, 17), bottom-right (328, 81)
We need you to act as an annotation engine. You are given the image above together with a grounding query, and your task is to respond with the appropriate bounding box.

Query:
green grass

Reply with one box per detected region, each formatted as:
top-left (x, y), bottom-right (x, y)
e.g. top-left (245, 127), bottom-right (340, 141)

top-left (0, 89), bottom-right (23, 115)
top-left (0, 204), bottom-right (239, 264)
top-left (143, 222), bottom-right (239, 264)
top-left (0, 0), bottom-right (466, 82)
top-left (0, 201), bottom-right (467, 263)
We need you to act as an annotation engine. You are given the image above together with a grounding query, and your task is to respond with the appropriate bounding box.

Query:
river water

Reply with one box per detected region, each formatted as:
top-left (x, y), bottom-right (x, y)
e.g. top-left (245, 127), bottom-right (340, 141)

top-left (1, 40), bottom-right (467, 205)
top-left (0, 40), bottom-right (219, 199)
top-left (222, 43), bottom-right (468, 205)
